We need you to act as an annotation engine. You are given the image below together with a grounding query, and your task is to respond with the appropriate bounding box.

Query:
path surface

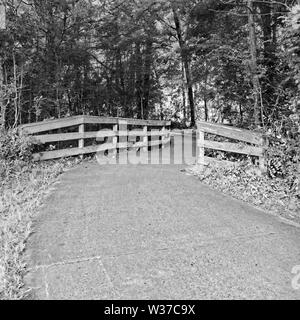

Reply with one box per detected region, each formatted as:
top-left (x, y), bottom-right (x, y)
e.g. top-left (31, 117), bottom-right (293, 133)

top-left (26, 142), bottom-right (300, 300)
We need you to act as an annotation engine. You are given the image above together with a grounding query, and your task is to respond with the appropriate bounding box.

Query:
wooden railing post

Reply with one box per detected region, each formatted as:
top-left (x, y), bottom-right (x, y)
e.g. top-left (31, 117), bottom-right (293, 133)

top-left (161, 126), bottom-right (165, 149)
top-left (79, 123), bottom-right (84, 150)
top-left (143, 125), bottom-right (148, 152)
top-left (259, 136), bottom-right (268, 173)
top-left (197, 128), bottom-right (205, 167)
top-left (112, 123), bottom-right (118, 157)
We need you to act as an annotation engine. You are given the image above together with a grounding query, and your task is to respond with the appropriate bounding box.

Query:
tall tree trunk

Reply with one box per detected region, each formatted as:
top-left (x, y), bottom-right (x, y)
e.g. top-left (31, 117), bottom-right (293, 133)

top-left (181, 62), bottom-right (187, 122)
top-left (247, 0), bottom-right (261, 127)
top-left (116, 48), bottom-right (125, 111)
top-left (135, 42), bottom-right (143, 119)
top-left (204, 70), bottom-right (209, 121)
top-left (142, 39), bottom-right (153, 120)
top-left (172, 5), bottom-right (195, 127)
top-left (259, 0), bottom-right (276, 118)
top-left (13, 52), bottom-right (18, 127)
top-left (204, 98), bottom-right (208, 122)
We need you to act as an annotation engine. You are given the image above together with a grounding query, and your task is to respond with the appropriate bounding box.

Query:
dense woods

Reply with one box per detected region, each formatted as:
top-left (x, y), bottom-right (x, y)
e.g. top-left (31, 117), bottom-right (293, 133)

top-left (0, 0), bottom-right (299, 130)
top-left (0, 0), bottom-right (299, 300)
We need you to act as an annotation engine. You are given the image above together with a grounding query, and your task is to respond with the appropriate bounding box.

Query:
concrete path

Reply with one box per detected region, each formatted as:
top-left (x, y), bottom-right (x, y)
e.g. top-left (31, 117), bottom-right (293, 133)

top-left (26, 147), bottom-right (300, 300)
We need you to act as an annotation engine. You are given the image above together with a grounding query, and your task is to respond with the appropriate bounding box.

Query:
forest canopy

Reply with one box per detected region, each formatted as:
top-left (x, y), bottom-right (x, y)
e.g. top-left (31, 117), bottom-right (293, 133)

top-left (0, 0), bottom-right (299, 130)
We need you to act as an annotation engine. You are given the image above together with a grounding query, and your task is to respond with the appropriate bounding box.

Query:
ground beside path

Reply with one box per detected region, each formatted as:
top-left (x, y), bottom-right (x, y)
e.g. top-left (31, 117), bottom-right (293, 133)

top-left (25, 153), bottom-right (300, 299)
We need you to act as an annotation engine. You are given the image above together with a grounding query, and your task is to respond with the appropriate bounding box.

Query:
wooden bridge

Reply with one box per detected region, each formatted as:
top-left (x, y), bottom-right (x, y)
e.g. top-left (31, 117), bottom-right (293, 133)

top-left (19, 116), bottom-right (267, 171)
top-left (19, 116), bottom-right (171, 162)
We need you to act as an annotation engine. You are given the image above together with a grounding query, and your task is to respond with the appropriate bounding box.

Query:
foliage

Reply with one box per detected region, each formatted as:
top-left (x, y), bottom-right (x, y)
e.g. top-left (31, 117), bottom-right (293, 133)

top-left (0, 0), bottom-right (299, 129)
top-left (187, 158), bottom-right (300, 224)
top-left (265, 127), bottom-right (299, 201)
top-left (0, 129), bottom-right (35, 164)
top-left (284, 5), bottom-right (300, 92)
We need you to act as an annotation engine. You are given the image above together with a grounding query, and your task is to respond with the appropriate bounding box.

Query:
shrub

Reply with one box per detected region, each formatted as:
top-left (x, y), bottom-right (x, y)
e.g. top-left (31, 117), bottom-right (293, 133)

top-left (0, 129), bottom-right (35, 163)
top-left (265, 135), bottom-right (299, 201)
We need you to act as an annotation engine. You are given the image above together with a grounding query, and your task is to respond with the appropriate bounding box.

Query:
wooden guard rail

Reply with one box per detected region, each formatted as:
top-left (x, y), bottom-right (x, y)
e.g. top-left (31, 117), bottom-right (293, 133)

top-left (19, 115), bottom-right (171, 161)
top-left (197, 121), bottom-right (267, 172)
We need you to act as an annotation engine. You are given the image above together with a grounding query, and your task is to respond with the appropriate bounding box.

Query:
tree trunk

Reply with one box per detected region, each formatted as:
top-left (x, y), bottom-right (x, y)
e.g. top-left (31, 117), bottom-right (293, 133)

top-left (116, 49), bottom-right (125, 112)
top-left (135, 42), bottom-right (143, 119)
top-left (204, 98), bottom-right (208, 122)
top-left (259, 0), bottom-right (276, 118)
top-left (172, 5), bottom-right (195, 127)
top-left (181, 63), bottom-right (187, 122)
top-left (247, 0), bottom-right (261, 127)
top-left (204, 70), bottom-right (209, 121)
top-left (142, 39), bottom-right (153, 120)
top-left (13, 52), bottom-right (19, 127)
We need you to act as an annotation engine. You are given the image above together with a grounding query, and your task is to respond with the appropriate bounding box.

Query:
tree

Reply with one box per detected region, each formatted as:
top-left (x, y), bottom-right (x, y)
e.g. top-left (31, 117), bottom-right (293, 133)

top-left (0, 0), bottom-right (297, 131)
top-left (247, 0), bottom-right (261, 126)
top-left (171, 1), bottom-right (196, 127)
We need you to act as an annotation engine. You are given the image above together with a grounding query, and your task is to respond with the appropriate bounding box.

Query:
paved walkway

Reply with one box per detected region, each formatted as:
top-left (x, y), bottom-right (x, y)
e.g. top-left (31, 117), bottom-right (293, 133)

top-left (26, 146), bottom-right (300, 300)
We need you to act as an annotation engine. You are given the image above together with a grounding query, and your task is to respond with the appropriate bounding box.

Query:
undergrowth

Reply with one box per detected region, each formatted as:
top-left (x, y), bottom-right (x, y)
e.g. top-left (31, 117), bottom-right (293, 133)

top-left (187, 159), bottom-right (299, 224)
top-left (188, 123), bottom-right (299, 223)
top-left (0, 158), bottom-right (79, 300)
top-left (0, 129), bottom-right (80, 299)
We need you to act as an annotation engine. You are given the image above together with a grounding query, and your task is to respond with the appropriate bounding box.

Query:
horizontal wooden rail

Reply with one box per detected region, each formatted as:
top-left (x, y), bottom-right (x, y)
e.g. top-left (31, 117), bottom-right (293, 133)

top-left (197, 121), bottom-right (262, 145)
top-left (32, 130), bottom-right (171, 144)
top-left (20, 115), bottom-right (171, 161)
top-left (201, 140), bottom-right (263, 157)
top-left (197, 121), bottom-right (266, 172)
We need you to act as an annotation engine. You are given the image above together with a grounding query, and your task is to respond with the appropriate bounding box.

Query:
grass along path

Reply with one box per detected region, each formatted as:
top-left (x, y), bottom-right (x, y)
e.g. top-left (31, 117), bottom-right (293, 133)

top-left (0, 158), bottom-right (80, 300)
top-left (186, 162), bottom-right (300, 226)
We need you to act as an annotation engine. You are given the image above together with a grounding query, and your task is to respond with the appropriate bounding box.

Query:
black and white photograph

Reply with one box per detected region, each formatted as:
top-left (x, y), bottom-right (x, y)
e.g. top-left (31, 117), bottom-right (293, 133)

top-left (0, 0), bottom-right (299, 303)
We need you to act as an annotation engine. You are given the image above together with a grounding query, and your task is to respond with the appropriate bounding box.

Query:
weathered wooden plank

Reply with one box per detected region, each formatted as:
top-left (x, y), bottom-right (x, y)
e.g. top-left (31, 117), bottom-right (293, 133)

top-left (82, 116), bottom-right (118, 125)
top-left (33, 145), bottom-right (99, 161)
top-left (33, 134), bottom-right (171, 161)
top-left (201, 140), bottom-right (263, 157)
top-left (33, 132), bottom-right (81, 143)
top-left (19, 116), bottom-right (83, 129)
top-left (197, 121), bottom-right (262, 145)
top-left (21, 116), bottom-right (170, 135)
top-left (33, 129), bottom-right (170, 144)
top-left (119, 130), bottom-right (144, 137)
top-left (118, 130), bottom-right (169, 137)
top-left (33, 141), bottom-right (147, 161)
top-left (20, 116), bottom-right (84, 134)
top-left (119, 118), bottom-right (171, 126)
top-left (83, 116), bottom-right (170, 127)
top-left (33, 131), bottom-right (115, 143)
top-left (33, 143), bottom-right (116, 161)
